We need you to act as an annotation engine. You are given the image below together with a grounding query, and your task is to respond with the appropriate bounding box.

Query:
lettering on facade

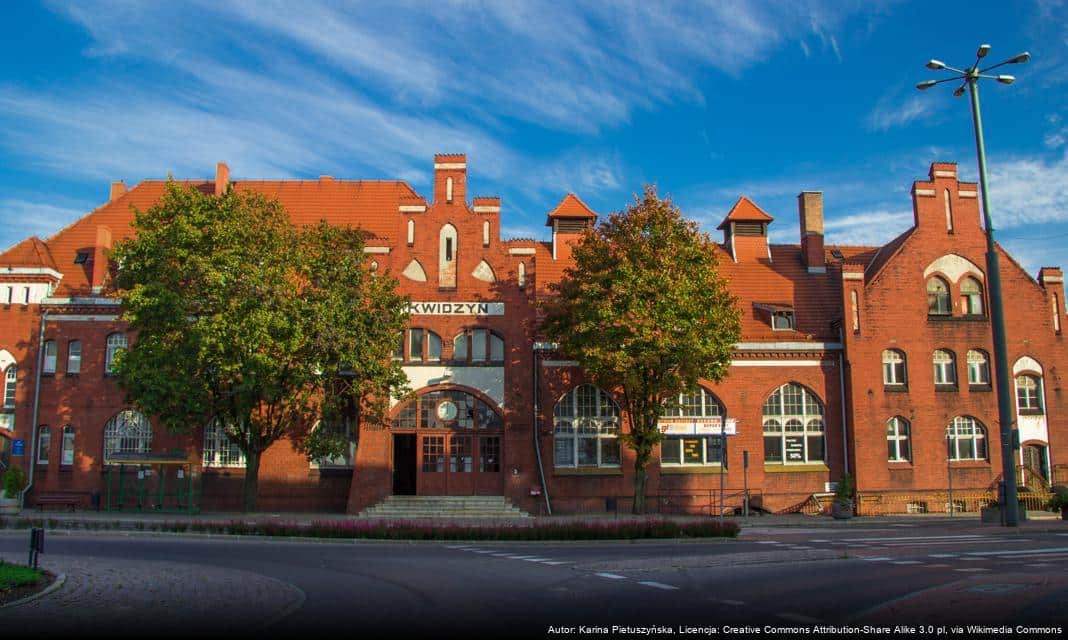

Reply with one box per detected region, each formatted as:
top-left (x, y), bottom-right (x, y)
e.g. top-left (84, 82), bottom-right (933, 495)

top-left (657, 417), bottom-right (737, 435)
top-left (407, 301), bottom-right (505, 316)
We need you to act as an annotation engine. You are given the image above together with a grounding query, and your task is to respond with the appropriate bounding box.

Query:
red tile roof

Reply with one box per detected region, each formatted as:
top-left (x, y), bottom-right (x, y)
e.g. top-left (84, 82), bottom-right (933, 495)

top-left (545, 193), bottom-right (598, 226)
top-left (0, 236), bottom-right (58, 270)
top-left (716, 197), bottom-right (774, 230)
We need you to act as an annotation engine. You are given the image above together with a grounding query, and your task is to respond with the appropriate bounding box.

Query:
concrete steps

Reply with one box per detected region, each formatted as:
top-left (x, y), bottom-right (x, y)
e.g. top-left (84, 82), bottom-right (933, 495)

top-left (359, 495), bottom-right (529, 519)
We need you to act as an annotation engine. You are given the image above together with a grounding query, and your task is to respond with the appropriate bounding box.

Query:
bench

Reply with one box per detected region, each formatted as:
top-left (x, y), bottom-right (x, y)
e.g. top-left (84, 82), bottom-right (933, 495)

top-left (36, 492), bottom-right (83, 511)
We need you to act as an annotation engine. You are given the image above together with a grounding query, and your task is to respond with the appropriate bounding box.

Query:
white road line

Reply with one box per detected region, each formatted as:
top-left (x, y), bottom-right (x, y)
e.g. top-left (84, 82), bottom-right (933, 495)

top-left (472, 550), bottom-right (495, 554)
top-left (1026, 563), bottom-right (1053, 568)
top-left (841, 534), bottom-right (986, 542)
top-left (788, 546), bottom-right (814, 550)
top-left (720, 599), bottom-right (746, 606)
top-left (809, 539), bottom-right (830, 543)
top-left (596, 573), bottom-right (627, 580)
top-left (928, 554), bottom-right (958, 558)
top-left (778, 613), bottom-right (823, 624)
top-left (446, 545), bottom-right (472, 549)
top-left (965, 547), bottom-right (1068, 557)
top-left (863, 557), bottom-right (892, 561)
top-left (540, 561), bottom-right (572, 565)
top-left (891, 560), bottom-right (923, 565)
top-left (991, 553), bottom-right (1068, 561)
top-left (955, 568), bottom-right (990, 572)
top-left (639, 581), bottom-right (679, 591)
top-left (489, 553), bottom-right (511, 557)
top-left (755, 541), bottom-right (781, 545)
top-left (505, 555), bottom-right (538, 559)
top-left (522, 558), bottom-right (551, 562)
top-left (882, 538), bottom-right (1028, 547)
top-left (960, 557), bottom-right (985, 562)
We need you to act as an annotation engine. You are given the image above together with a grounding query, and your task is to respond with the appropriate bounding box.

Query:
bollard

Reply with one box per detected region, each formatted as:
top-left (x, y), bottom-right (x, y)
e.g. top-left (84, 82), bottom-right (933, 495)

top-left (28, 527), bottom-right (44, 570)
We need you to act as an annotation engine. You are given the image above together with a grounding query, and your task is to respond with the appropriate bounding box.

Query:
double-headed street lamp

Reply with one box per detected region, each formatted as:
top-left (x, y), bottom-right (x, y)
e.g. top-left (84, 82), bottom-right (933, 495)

top-left (918, 44), bottom-right (1030, 526)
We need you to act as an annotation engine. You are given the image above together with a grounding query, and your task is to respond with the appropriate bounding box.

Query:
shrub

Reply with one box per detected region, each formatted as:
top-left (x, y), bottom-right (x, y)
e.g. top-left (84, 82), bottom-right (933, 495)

top-left (2, 466), bottom-right (27, 499)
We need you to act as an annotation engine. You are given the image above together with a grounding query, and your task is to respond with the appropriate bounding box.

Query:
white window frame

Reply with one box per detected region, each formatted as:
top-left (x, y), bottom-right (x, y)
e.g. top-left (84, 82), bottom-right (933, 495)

top-left (37, 425), bottom-right (51, 465)
top-left (932, 349), bottom-right (956, 386)
top-left (105, 333), bottom-right (128, 375)
top-left (103, 410), bottom-right (153, 464)
top-left (887, 417), bottom-right (911, 462)
top-left (67, 340), bottom-right (82, 374)
top-left (927, 277), bottom-right (951, 315)
top-left (660, 388), bottom-right (725, 467)
top-left (960, 277), bottom-right (984, 316)
top-left (966, 349), bottom-right (990, 386)
top-left (3, 365), bottom-right (15, 407)
top-left (946, 416), bottom-right (987, 461)
top-left (553, 384), bottom-right (621, 469)
top-left (43, 340), bottom-right (57, 374)
top-left (882, 350), bottom-right (907, 387)
top-left (1015, 374), bottom-right (1044, 414)
top-left (452, 328), bottom-right (504, 364)
top-left (61, 425), bottom-right (75, 466)
top-left (762, 383), bottom-right (825, 465)
top-left (203, 418), bottom-right (246, 468)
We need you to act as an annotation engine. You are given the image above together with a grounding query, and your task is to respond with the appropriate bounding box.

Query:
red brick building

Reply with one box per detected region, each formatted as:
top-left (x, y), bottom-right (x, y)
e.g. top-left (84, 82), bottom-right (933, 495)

top-left (0, 155), bottom-right (1063, 515)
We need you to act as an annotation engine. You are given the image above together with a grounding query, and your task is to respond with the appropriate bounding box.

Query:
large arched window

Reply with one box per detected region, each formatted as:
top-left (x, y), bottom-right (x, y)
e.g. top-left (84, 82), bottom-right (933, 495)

top-left (391, 389), bottom-right (502, 431)
top-left (1016, 374), bottom-right (1044, 414)
top-left (967, 349), bottom-right (990, 386)
top-left (946, 416), bottom-right (987, 461)
top-left (762, 383), bottom-right (825, 464)
top-left (203, 418), bottom-right (246, 468)
top-left (103, 410), bottom-right (153, 463)
top-left (882, 349), bottom-right (907, 387)
top-left (932, 349), bottom-right (957, 387)
top-left (553, 384), bottom-right (620, 468)
top-left (452, 329), bottom-right (504, 363)
top-left (3, 365), bottom-right (15, 408)
top-left (660, 388), bottom-right (725, 466)
top-left (926, 277), bottom-right (951, 315)
top-left (105, 333), bottom-right (128, 375)
top-left (887, 417), bottom-right (911, 462)
top-left (960, 277), bottom-right (984, 316)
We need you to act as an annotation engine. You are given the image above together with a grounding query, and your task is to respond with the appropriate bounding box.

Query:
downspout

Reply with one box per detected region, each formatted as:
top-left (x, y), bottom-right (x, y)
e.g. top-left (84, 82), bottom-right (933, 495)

top-left (21, 310), bottom-right (48, 506)
top-left (838, 332), bottom-right (850, 476)
top-left (532, 345), bottom-right (552, 515)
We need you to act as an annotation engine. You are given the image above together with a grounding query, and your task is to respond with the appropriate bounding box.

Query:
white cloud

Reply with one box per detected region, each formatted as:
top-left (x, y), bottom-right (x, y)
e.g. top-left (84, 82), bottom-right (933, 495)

top-left (868, 94), bottom-right (937, 131)
top-left (823, 209), bottom-right (912, 246)
top-left (0, 199), bottom-right (93, 249)
top-left (986, 152), bottom-right (1068, 227)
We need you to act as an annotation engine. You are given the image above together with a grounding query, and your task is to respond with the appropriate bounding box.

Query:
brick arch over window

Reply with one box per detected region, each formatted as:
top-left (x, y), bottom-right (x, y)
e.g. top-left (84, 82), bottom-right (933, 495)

top-left (923, 254), bottom-right (984, 284)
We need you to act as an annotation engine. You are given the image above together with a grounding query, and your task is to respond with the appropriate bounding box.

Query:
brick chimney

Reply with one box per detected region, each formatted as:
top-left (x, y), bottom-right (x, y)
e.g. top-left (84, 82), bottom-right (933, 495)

top-left (110, 181), bottom-right (127, 202)
top-left (215, 162), bottom-right (230, 196)
top-left (433, 154), bottom-right (466, 206)
top-left (91, 225), bottom-right (112, 292)
top-left (798, 191), bottom-right (825, 272)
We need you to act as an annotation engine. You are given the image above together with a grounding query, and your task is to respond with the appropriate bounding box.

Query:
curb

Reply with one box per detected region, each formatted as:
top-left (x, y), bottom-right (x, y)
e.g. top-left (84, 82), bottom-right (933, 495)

top-left (0, 571), bottom-right (66, 609)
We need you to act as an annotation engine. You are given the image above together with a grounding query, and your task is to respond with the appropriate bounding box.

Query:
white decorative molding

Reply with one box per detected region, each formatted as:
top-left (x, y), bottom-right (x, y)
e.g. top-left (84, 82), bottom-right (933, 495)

top-left (914, 189), bottom-right (936, 197)
top-left (842, 272), bottom-right (865, 281)
top-left (508, 248), bottom-right (536, 256)
top-left (471, 260), bottom-right (496, 283)
top-left (2, 283), bottom-right (52, 305)
top-left (1041, 276), bottom-right (1063, 284)
top-left (397, 365), bottom-right (503, 408)
top-left (398, 205), bottom-right (427, 213)
top-left (933, 170), bottom-right (957, 178)
top-left (402, 260), bottom-right (427, 282)
top-left (407, 301), bottom-right (504, 316)
top-left (1, 267), bottom-right (64, 279)
top-left (731, 360), bottom-right (822, 367)
top-left (363, 246), bottom-right (391, 254)
top-left (0, 349), bottom-right (15, 372)
top-left (1013, 355), bottom-right (1043, 375)
top-left (958, 190), bottom-right (978, 198)
top-left (434, 163), bottom-right (467, 170)
top-left (734, 341), bottom-right (842, 351)
top-left (923, 254), bottom-right (984, 282)
top-left (473, 206), bottom-right (500, 214)
top-left (48, 314), bottom-right (121, 322)
top-left (42, 296), bottom-right (121, 306)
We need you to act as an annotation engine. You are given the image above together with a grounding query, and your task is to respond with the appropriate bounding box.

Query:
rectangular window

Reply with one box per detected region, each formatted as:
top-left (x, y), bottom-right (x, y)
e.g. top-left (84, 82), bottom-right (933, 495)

top-left (763, 436), bottom-right (783, 463)
top-left (409, 329), bottom-right (424, 362)
top-left (472, 329), bottom-right (487, 362)
top-left (771, 311), bottom-right (795, 331)
top-left (479, 437), bottom-right (500, 472)
top-left (449, 436), bottom-right (472, 473)
top-left (61, 427), bottom-right (75, 466)
top-left (554, 438), bottom-right (574, 467)
top-left (43, 341), bottom-right (57, 374)
top-left (68, 341), bottom-right (82, 374)
top-left (37, 428), bottom-right (51, 465)
top-left (422, 436), bottom-right (445, 472)
top-left (23, 287), bottom-right (30, 305)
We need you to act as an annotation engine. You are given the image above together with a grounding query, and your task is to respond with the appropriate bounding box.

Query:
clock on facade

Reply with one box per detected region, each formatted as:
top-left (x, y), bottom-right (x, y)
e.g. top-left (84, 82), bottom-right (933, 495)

top-left (436, 400), bottom-right (458, 421)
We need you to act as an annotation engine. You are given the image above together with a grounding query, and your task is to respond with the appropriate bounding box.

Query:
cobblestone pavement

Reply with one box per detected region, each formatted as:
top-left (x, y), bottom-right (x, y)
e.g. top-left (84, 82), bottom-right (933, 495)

top-left (0, 551), bottom-right (304, 634)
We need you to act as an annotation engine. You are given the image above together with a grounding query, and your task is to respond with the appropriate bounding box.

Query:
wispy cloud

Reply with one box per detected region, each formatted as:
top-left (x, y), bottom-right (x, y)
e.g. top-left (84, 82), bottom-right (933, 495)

top-left (823, 209), bottom-right (912, 246)
top-left (987, 151), bottom-right (1068, 227)
top-left (868, 94), bottom-right (937, 131)
top-left (0, 199), bottom-right (93, 249)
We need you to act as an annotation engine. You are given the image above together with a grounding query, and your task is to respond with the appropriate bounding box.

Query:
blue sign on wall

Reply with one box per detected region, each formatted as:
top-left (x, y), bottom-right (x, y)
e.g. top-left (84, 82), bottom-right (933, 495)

top-left (12, 439), bottom-right (25, 456)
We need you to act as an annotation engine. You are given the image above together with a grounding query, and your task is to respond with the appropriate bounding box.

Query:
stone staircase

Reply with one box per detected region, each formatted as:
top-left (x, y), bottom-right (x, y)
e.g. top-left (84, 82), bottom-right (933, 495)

top-left (359, 495), bottom-right (529, 519)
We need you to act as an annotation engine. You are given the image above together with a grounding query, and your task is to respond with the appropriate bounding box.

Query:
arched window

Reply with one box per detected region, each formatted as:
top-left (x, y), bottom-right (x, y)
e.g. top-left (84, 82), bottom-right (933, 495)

top-left (105, 333), bottom-right (128, 375)
top-left (37, 425), bottom-right (51, 465)
top-left (762, 383), bottom-right (825, 464)
top-left (851, 290), bottom-right (860, 333)
top-left (926, 277), bottom-right (951, 315)
top-left (407, 219), bottom-right (415, 246)
top-left (103, 410), bottom-right (152, 464)
top-left (43, 340), bottom-right (57, 374)
top-left (553, 384), bottom-right (620, 468)
top-left (966, 349), bottom-right (990, 386)
top-left (391, 389), bottom-right (503, 431)
top-left (203, 418), bottom-right (246, 468)
top-left (946, 416), bottom-right (987, 461)
top-left (405, 328), bottom-right (442, 362)
top-left (3, 365), bottom-right (15, 407)
top-left (960, 277), bottom-right (984, 316)
top-left (887, 417), bottom-right (911, 462)
top-left (944, 189), bottom-right (954, 232)
top-left (933, 349), bottom-right (957, 387)
top-left (518, 262), bottom-right (526, 289)
top-left (882, 349), bottom-right (907, 387)
top-left (660, 388), bottom-right (725, 466)
top-left (61, 425), bottom-right (75, 466)
top-left (1016, 374), bottom-right (1043, 414)
top-left (452, 329), bottom-right (504, 363)
top-left (439, 224), bottom-right (458, 288)
top-left (67, 340), bottom-right (82, 375)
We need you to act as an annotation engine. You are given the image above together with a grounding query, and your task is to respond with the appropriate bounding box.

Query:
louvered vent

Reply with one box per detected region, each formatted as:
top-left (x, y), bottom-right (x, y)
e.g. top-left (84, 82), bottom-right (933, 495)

top-left (557, 219), bottom-right (589, 234)
top-left (734, 222), bottom-right (765, 236)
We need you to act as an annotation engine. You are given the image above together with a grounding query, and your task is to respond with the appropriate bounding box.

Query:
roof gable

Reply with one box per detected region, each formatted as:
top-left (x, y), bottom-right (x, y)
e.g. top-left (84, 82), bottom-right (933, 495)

top-left (716, 196), bottom-right (774, 230)
top-left (545, 193), bottom-right (598, 226)
top-left (0, 236), bottom-right (58, 270)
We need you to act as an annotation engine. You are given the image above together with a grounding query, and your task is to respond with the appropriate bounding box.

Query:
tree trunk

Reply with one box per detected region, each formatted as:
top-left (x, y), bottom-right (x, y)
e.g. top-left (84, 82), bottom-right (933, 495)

top-left (632, 464), bottom-right (648, 514)
top-left (242, 449), bottom-right (262, 512)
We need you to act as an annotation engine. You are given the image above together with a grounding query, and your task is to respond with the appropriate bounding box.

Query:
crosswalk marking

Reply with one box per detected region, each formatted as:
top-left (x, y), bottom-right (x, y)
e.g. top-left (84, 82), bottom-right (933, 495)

top-left (639, 581), bottom-right (679, 591)
top-left (891, 560), bottom-right (923, 565)
top-left (596, 573), bottom-right (627, 580)
top-left (965, 547), bottom-right (1068, 557)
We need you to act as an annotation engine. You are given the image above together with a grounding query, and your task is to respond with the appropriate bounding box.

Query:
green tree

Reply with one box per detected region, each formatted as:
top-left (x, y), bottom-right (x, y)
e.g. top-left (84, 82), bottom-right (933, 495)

top-left (110, 182), bottom-right (409, 511)
top-left (541, 186), bottom-right (741, 514)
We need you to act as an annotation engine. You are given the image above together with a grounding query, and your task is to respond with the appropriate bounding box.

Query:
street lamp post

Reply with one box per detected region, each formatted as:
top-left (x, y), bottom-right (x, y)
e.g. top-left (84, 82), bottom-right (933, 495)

top-left (918, 45), bottom-right (1030, 527)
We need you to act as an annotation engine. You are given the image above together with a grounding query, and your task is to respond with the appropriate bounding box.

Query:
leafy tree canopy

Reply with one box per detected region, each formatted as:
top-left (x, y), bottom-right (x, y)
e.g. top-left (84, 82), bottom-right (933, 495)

top-left (109, 182), bottom-right (409, 510)
top-left (541, 186), bottom-right (741, 512)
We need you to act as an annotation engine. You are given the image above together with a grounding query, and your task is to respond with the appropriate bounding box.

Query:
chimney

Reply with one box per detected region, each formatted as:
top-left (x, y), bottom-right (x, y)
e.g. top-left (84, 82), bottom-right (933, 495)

top-left (798, 191), bottom-right (825, 272)
top-left (215, 162), bottom-right (230, 196)
top-left (433, 154), bottom-right (466, 205)
top-left (110, 181), bottom-right (127, 202)
top-left (91, 225), bottom-right (113, 292)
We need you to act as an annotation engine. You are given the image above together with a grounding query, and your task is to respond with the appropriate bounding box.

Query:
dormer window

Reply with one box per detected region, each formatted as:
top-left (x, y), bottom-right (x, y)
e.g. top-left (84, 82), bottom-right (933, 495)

top-left (755, 303), bottom-right (795, 331)
top-left (74, 251), bottom-right (90, 264)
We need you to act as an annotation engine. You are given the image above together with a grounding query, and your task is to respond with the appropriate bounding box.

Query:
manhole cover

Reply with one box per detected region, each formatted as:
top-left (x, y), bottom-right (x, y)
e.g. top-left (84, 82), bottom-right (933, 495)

top-left (964, 583), bottom-right (1025, 594)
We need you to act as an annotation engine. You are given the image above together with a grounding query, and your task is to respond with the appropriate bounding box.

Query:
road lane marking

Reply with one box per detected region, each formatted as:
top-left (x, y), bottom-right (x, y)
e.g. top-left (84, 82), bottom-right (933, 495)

top-left (955, 568), bottom-right (990, 572)
top-left (522, 558), bottom-right (551, 562)
top-left (540, 561), bottom-right (572, 565)
top-left (755, 541), bottom-right (781, 545)
top-left (596, 573), bottom-right (627, 580)
top-left (927, 564), bottom-right (950, 568)
top-left (891, 560), bottom-right (923, 565)
top-left (639, 581), bottom-right (679, 591)
top-left (778, 613), bottom-right (823, 624)
top-left (882, 538), bottom-right (1029, 547)
top-left (928, 554), bottom-right (958, 558)
top-left (863, 557), bottom-right (892, 562)
top-left (841, 534), bottom-right (985, 542)
top-left (809, 539), bottom-right (830, 543)
top-left (965, 547), bottom-right (1068, 557)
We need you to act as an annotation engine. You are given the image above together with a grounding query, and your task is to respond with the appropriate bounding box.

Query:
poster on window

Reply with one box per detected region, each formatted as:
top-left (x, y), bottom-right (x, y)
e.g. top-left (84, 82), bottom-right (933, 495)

top-left (659, 417), bottom-right (736, 435)
top-left (682, 438), bottom-right (703, 464)
top-left (785, 436), bottom-right (805, 462)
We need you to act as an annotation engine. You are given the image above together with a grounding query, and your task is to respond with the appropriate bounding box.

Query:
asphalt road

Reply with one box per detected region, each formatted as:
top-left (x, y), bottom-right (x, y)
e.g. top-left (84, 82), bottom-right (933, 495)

top-left (2, 524), bottom-right (1066, 638)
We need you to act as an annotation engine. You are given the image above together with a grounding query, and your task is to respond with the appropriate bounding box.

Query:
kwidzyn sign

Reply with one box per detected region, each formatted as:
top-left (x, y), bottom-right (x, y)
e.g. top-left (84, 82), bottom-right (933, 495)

top-left (407, 302), bottom-right (505, 316)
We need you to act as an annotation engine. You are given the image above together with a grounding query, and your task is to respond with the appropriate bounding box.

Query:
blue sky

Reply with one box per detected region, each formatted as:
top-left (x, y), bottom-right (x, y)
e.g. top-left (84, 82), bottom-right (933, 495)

top-left (1, 1), bottom-right (1066, 276)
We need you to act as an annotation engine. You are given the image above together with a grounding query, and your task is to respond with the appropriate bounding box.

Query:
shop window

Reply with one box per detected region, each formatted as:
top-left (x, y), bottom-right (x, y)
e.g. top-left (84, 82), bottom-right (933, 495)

top-left (887, 417), bottom-right (911, 462)
top-left (882, 350), bottom-right (907, 388)
top-left (553, 384), bottom-right (620, 469)
top-left (660, 388), bottom-right (726, 466)
top-left (946, 416), bottom-right (987, 461)
top-left (762, 383), bottom-right (825, 465)
top-left (927, 277), bottom-right (951, 315)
